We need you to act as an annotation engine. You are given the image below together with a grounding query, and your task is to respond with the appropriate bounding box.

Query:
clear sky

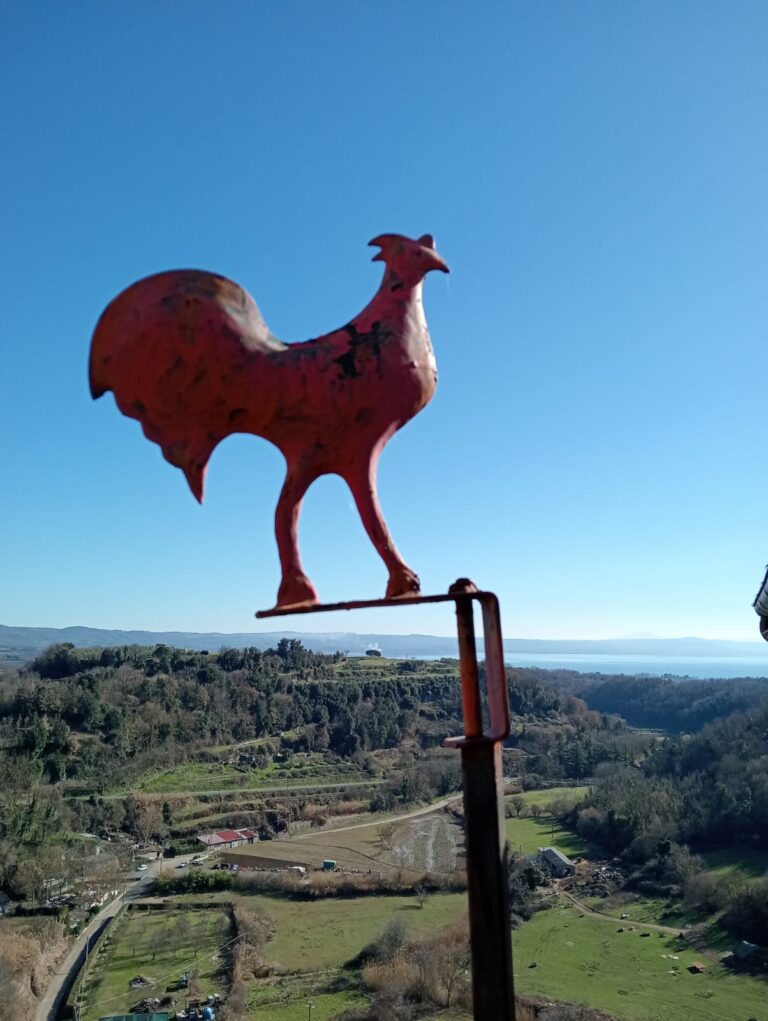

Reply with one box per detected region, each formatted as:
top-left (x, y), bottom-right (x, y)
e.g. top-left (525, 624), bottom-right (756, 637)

top-left (2, 2), bottom-right (766, 641)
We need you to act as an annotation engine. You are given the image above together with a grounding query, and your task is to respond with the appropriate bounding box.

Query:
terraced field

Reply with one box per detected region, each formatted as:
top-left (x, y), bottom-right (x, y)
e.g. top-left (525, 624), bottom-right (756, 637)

top-left (126, 754), bottom-right (375, 795)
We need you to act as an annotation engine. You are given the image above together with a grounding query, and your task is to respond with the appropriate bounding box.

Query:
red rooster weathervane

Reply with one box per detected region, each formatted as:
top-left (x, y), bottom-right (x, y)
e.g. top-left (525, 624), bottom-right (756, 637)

top-left (90, 233), bottom-right (449, 608)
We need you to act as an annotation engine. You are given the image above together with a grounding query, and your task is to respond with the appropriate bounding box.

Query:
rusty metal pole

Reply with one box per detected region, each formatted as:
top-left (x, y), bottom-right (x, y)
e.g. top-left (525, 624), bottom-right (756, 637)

top-left (257, 582), bottom-right (515, 1019)
top-left (452, 590), bottom-right (515, 1020)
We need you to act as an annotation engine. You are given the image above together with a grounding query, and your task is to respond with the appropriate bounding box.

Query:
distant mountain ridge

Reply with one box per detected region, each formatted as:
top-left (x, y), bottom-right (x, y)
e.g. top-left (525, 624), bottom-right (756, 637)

top-left (1, 622), bottom-right (766, 665)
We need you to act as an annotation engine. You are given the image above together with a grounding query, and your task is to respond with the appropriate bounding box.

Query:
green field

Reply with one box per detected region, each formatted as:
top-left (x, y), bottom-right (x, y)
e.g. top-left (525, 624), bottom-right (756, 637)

top-left (514, 904), bottom-right (767, 1021)
top-left (250, 987), bottom-right (368, 1020)
top-left (244, 891), bottom-right (467, 971)
top-left (130, 754), bottom-right (372, 795)
top-left (700, 847), bottom-right (768, 881)
top-left (77, 907), bottom-right (231, 1021)
top-left (583, 892), bottom-right (704, 929)
top-left (513, 785), bottom-right (590, 807)
top-left (506, 814), bottom-right (591, 858)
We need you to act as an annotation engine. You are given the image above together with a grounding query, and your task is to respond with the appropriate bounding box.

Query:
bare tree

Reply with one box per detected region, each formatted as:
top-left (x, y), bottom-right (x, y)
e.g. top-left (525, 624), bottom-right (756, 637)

top-left (529, 802), bottom-right (543, 819)
top-left (149, 929), bottom-right (165, 961)
top-left (136, 800), bottom-right (165, 845)
top-left (438, 937), bottom-right (471, 1007)
top-left (510, 795), bottom-right (526, 818)
top-left (378, 821), bottom-right (396, 849)
top-left (16, 859), bottom-right (44, 904)
top-left (191, 914), bottom-right (207, 957)
top-left (187, 968), bottom-right (203, 1001)
top-left (174, 912), bottom-right (191, 956)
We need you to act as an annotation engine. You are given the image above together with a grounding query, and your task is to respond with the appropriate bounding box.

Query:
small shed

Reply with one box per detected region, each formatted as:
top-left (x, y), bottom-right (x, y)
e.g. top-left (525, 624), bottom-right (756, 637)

top-left (322, 859), bottom-right (337, 871)
top-left (688, 961), bottom-right (706, 974)
top-left (734, 940), bottom-right (759, 960)
top-left (537, 847), bottom-right (576, 878)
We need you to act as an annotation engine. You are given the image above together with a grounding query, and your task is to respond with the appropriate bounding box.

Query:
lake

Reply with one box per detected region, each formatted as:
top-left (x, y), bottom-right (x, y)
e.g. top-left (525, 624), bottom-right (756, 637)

top-left (501, 653), bottom-right (768, 679)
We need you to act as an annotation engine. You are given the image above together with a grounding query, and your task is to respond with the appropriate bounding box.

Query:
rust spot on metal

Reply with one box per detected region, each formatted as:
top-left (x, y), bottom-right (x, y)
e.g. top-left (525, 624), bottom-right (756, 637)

top-left (89, 233), bottom-right (448, 608)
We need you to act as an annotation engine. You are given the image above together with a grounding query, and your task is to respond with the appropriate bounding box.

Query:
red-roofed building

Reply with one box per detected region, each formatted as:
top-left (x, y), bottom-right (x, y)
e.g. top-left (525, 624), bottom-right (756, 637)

top-left (197, 828), bottom-right (258, 849)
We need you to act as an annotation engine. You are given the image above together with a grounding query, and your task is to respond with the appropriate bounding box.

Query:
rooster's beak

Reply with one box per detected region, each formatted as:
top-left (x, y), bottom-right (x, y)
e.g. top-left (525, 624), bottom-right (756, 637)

top-left (427, 251), bottom-right (450, 274)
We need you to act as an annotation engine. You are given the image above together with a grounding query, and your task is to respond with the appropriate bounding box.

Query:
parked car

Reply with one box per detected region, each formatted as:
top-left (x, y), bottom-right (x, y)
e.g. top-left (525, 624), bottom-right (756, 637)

top-left (137, 863), bottom-right (149, 871)
top-left (176, 861), bottom-right (188, 869)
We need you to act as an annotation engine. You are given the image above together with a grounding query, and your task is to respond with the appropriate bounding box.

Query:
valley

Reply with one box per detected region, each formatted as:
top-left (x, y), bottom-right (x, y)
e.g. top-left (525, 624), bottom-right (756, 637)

top-left (0, 640), bottom-right (766, 1021)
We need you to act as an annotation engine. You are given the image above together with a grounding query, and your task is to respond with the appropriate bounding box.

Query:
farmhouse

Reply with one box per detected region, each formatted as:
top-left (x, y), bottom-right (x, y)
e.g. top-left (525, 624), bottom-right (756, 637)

top-left (534, 847), bottom-right (576, 877)
top-left (197, 828), bottom-right (258, 849)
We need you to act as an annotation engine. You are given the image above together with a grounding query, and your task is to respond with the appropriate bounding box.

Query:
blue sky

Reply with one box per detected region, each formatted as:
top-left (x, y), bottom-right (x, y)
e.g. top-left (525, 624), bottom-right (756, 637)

top-left (2, 2), bottom-right (766, 641)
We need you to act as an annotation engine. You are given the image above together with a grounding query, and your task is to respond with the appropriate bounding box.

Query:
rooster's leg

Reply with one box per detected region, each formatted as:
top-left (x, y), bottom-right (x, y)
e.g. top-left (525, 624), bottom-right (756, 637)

top-left (274, 464), bottom-right (319, 608)
top-left (347, 454), bottom-right (421, 598)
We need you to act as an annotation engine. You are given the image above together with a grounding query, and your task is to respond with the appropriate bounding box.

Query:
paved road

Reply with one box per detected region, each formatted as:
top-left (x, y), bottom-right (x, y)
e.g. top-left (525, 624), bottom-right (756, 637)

top-left (35, 852), bottom-right (201, 1021)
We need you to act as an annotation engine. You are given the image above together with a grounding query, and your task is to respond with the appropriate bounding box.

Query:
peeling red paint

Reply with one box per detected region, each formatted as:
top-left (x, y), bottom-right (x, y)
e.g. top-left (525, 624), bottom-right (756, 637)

top-left (90, 233), bottom-right (448, 608)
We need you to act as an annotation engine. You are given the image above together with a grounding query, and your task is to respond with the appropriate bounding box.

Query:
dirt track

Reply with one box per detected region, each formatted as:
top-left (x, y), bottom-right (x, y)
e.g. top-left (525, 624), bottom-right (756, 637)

top-left (556, 887), bottom-right (721, 963)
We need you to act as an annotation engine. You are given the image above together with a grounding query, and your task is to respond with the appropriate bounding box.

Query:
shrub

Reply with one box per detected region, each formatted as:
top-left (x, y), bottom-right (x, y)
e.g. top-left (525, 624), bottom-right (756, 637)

top-left (153, 871), bottom-right (232, 895)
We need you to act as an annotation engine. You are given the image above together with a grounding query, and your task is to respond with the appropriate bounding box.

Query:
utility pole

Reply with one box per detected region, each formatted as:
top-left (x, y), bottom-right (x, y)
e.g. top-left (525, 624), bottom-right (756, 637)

top-left (307, 1000), bottom-right (314, 1021)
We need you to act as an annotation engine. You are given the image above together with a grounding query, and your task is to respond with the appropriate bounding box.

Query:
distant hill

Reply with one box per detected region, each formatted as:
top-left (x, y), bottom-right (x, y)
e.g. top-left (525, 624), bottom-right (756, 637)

top-left (1, 622), bottom-right (766, 666)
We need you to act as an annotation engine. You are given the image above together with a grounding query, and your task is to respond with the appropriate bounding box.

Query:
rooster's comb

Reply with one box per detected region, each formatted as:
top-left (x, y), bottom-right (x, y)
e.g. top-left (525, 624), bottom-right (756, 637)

top-left (369, 233), bottom-right (438, 262)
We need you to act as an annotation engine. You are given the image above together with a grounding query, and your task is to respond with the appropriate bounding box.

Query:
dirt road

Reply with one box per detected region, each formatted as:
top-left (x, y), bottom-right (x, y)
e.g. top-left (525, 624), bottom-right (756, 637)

top-left (292, 794), bottom-right (462, 840)
top-left (557, 887), bottom-right (686, 935)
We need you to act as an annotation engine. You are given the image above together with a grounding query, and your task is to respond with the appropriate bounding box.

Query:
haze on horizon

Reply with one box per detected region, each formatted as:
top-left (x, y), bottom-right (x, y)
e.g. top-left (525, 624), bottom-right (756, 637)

top-left (2, 4), bottom-right (766, 645)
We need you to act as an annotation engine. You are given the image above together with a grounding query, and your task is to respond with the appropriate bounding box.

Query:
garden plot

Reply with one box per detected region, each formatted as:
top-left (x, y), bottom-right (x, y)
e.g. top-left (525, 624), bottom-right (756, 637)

top-left (391, 815), bottom-right (460, 874)
top-left (226, 808), bottom-right (464, 877)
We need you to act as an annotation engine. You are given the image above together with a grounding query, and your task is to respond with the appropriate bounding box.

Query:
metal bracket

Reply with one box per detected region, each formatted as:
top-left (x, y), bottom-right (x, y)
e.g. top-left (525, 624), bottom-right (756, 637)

top-left (256, 579), bottom-right (516, 1020)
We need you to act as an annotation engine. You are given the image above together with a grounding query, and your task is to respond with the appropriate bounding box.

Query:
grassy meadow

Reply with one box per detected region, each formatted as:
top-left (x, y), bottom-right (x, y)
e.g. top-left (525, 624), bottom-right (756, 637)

top-left (514, 903), bottom-right (767, 1021)
top-left (505, 814), bottom-right (591, 858)
top-left (249, 985), bottom-right (368, 1020)
top-left (243, 891), bottom-right (467, 971)
top-left (584, 892), bottom-right (704, 929)
top-left (699, 847), bottom-right (768, 882)
top-left (514, 785), bottom-right (590, 807)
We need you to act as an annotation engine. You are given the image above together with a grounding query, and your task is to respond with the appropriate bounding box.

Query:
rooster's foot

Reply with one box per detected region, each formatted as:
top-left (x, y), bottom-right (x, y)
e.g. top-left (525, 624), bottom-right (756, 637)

top-left (277, 572), bottom-right (319, 609)
top-left (386, 566), bottom-right (421, 599)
